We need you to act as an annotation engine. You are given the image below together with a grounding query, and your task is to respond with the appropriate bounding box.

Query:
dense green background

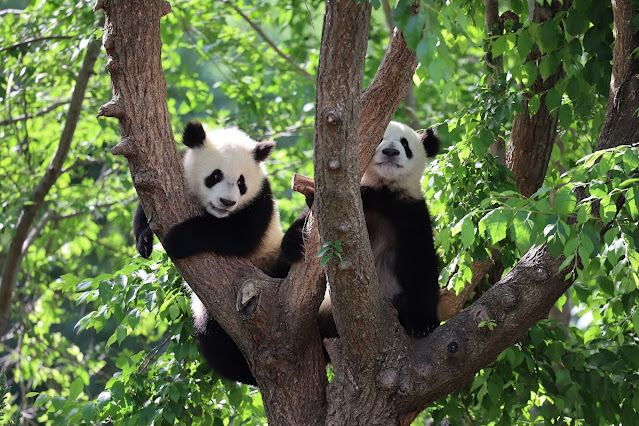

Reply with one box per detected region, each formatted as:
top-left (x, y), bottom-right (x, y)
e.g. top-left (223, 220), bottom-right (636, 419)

top-left (1, 0), bottom-right (638, 424)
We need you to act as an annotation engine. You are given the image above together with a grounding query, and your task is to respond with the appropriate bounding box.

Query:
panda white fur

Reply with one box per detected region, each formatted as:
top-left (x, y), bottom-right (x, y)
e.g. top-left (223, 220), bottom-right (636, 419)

top-left (133, 121), bottom-right (304, 385)
top-left (316, 120), bottom-right (441, 338)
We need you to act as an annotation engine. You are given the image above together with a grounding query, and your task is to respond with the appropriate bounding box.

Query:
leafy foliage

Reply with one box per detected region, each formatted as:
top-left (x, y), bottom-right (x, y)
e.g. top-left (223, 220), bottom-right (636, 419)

top-left (1, 0), bottom-right (638, 424)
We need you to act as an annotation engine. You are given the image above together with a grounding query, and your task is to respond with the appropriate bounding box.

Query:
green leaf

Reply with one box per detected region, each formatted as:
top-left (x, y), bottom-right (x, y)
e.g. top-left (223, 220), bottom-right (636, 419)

top-left (169, 304), bottom-right (181, 320)
top-left (319, 254), bottom-right (331, 267)
top-left (538, 20), bottom-right (560, 53)
top-left (491, 36), bottom-right (509, 57)
top-left (481, 209), bottom-right (508, 243)
top-left (632, 310), bottom-right (639, 334)
top-left (539, 54), bottom-right (559, 80)
top-left (82, 402), bottom-right (97, 422)
top-left (70, 378), bottom-right (84, 400)
top-left (460, 216), bottom-right (476, 248)
top-left (600, 195), bottom-right (617, 225)
top-left (554, 187), bottom-right (577, 215)
top-left (34, 393), bottom-right (49, 407)
top-left (116, 324), bottom-right (127, 345)
top-left (96, 391), bottom-right (111, 409)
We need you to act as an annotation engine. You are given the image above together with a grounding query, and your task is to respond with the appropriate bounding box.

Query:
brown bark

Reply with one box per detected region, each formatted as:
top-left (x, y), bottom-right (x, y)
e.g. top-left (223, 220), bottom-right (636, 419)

top-left (596, 0), bottom-right (639, 150)
top-left (506, 1), bottom-right (571, 197)
top-left (359, 27), bottom-right (419, 177)
top-left (0, 38), bottom-right (101, 336)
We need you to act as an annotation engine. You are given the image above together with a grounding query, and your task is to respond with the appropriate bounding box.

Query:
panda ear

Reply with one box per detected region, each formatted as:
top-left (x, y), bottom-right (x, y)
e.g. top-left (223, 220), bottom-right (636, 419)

top-left (182, 121), bottom-right (207, 148)
top-left (253, 141), bottom-right (275, 162)
top-left (420, 128), bottom-right (440, 158)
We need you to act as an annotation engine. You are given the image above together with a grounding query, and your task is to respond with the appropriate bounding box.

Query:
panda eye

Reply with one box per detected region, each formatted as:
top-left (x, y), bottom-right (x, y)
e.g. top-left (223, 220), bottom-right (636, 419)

top-left (400, 137), bottom-right (413, 159)
top-left (205, 169), bottom-right (223, 188)
top-left (238, 175), bottom-right (247, 195)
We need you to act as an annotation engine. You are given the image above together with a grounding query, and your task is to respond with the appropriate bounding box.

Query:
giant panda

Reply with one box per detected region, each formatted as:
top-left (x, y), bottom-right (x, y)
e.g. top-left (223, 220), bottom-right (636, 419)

top-left (133, 121), bottom-right (303, 385)
top-left (314, 120), bottom-right (441, 338)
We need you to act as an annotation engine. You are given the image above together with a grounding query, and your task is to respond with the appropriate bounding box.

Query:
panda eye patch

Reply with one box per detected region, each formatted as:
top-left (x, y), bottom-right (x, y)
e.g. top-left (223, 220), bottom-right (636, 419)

top-left (205, 169), bottom-right (223, 188)
top-left (238, 175), bottom-right (247, 195)
top-left (400, 137), bottom-right (413, 159)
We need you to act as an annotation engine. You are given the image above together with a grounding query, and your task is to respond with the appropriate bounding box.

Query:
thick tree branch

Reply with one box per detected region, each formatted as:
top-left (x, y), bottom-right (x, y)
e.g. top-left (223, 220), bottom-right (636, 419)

top-left (0, 38), bottom-right (101, 336)
top-left (596, 0), bottom-right (639, 150)
top-left (359, 27), bottom-right (419, 177)
top-left (506, 1), bottom-right (571, 197)
top-left (314, 0), bottom-right (379, 365)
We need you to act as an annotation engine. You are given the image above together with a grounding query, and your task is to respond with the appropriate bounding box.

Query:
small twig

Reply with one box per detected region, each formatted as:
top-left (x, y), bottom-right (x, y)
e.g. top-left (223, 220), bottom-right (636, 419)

top-left (224, 1), bottom-right (314, 80)
top-left (0, 9), bottom-right (23, 16)
top-left (0, 101), bottom-right (71, 126)
top-left (139, 336), bottom-right (172, 372)
top-left (0, 36), bottom-right (74, 53)
top-left (60, 159), bottom-right (105, 174)
top-left (291, 173), bottom-right (315, 197)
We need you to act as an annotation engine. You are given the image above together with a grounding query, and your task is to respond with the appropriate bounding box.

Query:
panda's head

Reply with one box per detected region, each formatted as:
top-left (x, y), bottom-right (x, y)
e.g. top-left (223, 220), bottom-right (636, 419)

top-left (181, 121), bottom-right (274, 218)
top-left (361, 121), bottom-right (439, 199)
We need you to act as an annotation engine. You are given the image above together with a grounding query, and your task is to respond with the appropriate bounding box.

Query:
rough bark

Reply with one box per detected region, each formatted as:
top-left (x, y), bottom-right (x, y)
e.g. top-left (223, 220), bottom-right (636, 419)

top-left (596, 0), bottom-right (639, 150)
top-left (313, 1), bottom-right (414, 423)
top-left (506, 1), bottom-right (571, 197)
top-left (0, 38), bottom-right (101, 336)
top-left (359, 26), bottom-right (419, 177)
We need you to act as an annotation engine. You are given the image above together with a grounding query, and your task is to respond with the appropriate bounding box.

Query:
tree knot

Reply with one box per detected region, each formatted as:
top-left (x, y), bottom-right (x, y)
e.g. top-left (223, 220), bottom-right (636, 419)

top-left (237, 279), bottom-right (260, 318)
top-left (323, 108), bottom-right (340, 124)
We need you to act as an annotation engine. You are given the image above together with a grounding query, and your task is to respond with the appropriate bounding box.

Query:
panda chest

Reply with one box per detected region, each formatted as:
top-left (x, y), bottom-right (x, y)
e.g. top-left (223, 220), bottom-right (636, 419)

top-left (364, 210), bottom-right (402, 300)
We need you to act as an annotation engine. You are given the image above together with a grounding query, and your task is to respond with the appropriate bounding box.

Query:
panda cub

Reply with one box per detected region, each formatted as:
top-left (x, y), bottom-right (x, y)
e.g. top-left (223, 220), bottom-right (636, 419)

top-left (133, 121), bottom-right (301, 385)
top-left (317, 121), bottom-right (441, 338)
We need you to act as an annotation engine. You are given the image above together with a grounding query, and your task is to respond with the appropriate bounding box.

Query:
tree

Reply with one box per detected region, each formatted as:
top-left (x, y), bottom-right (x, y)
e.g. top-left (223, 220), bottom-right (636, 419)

top-left (2, 0), bottom-right (638, 424)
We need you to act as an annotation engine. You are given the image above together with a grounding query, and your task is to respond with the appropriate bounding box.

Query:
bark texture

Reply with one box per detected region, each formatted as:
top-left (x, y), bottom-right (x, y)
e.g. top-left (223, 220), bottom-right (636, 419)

top-left (596, 0), bottom-right (639, 150)
top-left (0, 39), bottom-right (101, 335)
top-left (506, 1), bottom-right (571, 197)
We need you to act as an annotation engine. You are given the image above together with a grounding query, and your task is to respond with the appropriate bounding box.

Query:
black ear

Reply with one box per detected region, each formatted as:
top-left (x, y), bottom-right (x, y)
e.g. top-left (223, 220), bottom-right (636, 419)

top-left (420, 128), bottom-right (440, 158)
top-left (182, 121), bottom-right (206, 148)
top-left (253, 141), bottom-right (275, 162)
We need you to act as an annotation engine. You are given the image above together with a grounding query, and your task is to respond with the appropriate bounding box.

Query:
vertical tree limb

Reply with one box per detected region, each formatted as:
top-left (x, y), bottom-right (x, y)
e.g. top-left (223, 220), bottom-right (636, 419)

top-left (596, 0), bottom-right (639, 150)
top-left (0, 38), bottom-right (101, 336)
top-left (506, 1), bottom-right (571, 197)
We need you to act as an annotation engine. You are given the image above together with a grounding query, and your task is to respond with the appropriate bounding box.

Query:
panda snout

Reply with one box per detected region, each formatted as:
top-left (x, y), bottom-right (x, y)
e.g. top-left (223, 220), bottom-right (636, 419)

top-left (219, 198), bottom-right (237, 207)
top-left (382, 147), bottom-right (400, 158)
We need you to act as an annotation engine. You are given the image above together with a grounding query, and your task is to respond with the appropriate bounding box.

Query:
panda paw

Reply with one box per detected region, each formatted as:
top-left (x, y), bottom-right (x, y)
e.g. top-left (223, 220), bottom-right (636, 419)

top-left (399, 308), bottom-right (439, 338)
top-left (136, 228), bottom-right (154, 259)
top-left (162, 231), bottom-right (189, 259)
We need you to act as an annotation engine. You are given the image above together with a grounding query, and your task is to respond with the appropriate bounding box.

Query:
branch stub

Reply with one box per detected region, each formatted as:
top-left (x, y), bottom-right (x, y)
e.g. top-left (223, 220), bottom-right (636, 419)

top-left (237, 279), bottom-right (260, 317)
top-left (323, 107), bottom-right (340, 124)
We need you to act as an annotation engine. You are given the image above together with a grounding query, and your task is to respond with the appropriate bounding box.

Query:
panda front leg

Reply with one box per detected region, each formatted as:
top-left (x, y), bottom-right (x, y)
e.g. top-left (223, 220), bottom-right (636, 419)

top-left (392, 202), bottom-right (441, 337)
top-left (133, 202), bottom-right (154, 258)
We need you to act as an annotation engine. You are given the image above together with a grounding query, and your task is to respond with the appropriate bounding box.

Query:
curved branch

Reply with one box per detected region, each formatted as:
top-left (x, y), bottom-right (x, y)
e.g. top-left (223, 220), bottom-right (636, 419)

top-left (358, 28), bottom-right (419, 177)
top-left (0, 36), bottom-right (74, 53)
top-left (0, 100), bottom-right (71, 126)
top-left (0, 38), bottom-right (101, 335)
top-left (224, 1), bottom-right (314, 80)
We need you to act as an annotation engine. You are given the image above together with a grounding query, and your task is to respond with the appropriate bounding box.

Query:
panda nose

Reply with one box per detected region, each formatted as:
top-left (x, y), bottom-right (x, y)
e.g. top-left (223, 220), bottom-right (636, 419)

top-left (382, 148), bottom-right (400, 157)
top-left (219, 198), bottom-right (236, 207)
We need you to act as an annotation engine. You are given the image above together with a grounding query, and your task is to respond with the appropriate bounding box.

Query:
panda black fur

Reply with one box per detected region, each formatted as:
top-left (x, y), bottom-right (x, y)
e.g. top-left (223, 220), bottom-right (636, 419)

top-left (133, 121), bottom-right (303, 385)
top-left (317, 121), bottom-right (441, 338)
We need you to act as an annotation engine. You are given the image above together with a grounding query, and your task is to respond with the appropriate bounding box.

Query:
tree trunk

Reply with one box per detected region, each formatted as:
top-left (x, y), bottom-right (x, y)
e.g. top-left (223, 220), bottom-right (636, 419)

top-left (596, 0), bottom-right (639, 150)
top-left (506, 0), bottom-right (571, 197)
